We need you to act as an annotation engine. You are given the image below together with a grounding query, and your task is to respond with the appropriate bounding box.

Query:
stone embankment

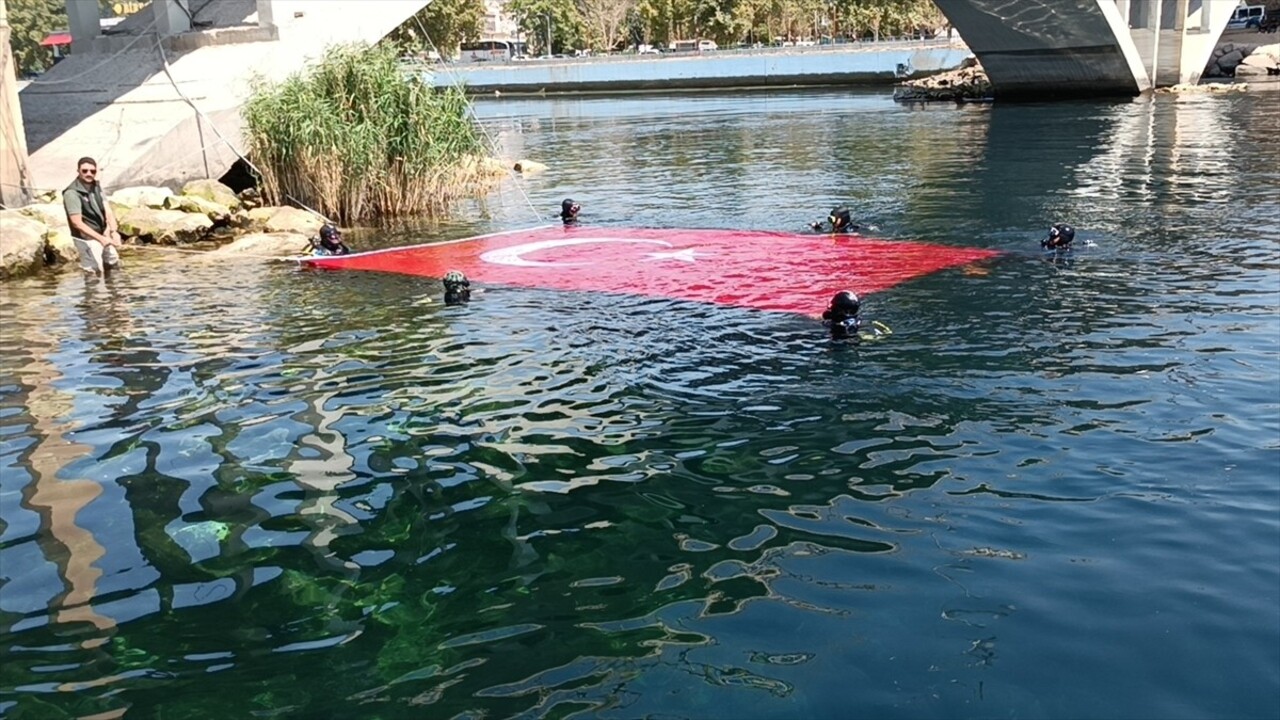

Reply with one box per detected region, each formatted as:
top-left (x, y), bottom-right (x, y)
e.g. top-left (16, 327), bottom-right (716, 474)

top-left (892, 57), bottom-right (991, 102)
top-left (1204, 42), bottom-right (1280, 79)
top-left (0, 158), bottom-right (538, 280)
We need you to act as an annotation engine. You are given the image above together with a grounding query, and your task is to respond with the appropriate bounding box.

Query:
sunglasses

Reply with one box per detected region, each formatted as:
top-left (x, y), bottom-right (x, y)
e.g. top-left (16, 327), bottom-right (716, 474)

top-left (79, 168), bottom-right (97, 176)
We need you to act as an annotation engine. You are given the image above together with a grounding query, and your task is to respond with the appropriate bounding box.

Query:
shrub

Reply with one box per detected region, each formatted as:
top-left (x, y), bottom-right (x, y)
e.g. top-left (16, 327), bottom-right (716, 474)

top-left (242, 42), bottom-right (490, 222)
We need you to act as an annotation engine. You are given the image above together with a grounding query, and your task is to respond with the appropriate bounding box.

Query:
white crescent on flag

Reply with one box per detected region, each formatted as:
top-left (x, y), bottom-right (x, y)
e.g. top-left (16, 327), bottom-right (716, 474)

top-left (479, 237), bottom-right (672, 268)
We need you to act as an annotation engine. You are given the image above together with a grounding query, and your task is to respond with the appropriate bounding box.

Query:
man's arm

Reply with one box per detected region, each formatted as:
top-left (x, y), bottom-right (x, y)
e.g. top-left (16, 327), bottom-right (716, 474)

top-left (103, 198), bottom-right (120, 241)
top-left (67, 212), bottom-right (111, 244)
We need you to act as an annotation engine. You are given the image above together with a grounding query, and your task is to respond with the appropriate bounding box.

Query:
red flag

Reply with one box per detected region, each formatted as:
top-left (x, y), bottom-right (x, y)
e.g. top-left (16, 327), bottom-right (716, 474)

top-left (301, 226), bottom-right (999, 315)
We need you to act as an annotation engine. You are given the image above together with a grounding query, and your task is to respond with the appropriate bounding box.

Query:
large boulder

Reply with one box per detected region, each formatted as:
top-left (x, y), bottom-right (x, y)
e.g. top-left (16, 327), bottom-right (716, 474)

top-left (44, 227), bottom-right (78, 266)
top-left (19, 202), bottom-right (71, 235)
top-left (234, 206), bottom-right (321, 234)
top-left (263, 207), bottom-right (323, 235)
top-left (212, 232), bottom-right (309, 257)
top-left (164, 194), bottom-right (232, 223)
top-left (0, 210), bottom-right (50, 280)
top-left (109, 185), bottom-right (174, 211)
top-left (181, 179), bottom-right (241, 211)
top-left (118, 207), bottom-right (213, 244)
top-left (158, 213), bottom-right (216, 244)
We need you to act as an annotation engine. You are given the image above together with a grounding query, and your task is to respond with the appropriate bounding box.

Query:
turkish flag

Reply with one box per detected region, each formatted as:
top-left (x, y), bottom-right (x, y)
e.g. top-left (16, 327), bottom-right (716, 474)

top-left (302, 226), bottom-right (999, 315)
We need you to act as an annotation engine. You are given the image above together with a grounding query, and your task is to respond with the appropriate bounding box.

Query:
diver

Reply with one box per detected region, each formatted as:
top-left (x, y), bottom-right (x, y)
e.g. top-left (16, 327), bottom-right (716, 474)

top-left (821, 290), bottom-right (891, 341)
top-left (1041, 223), bottom-right (1076, 251)
top-left (308, 223), bottom-right (352, 256)
top-left (442, 270), bottom-right (471, 306)
top-left (822, 290), bottom-right (863, 339)
top-left (560, 198), bottom-right (581, 225)
top-left (810, 206), bottom-right (859, 234)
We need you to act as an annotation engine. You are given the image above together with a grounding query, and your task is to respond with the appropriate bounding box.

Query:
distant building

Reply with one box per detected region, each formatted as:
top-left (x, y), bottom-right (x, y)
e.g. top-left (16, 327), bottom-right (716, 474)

top-left (481, 0), bottom-right (519, 41)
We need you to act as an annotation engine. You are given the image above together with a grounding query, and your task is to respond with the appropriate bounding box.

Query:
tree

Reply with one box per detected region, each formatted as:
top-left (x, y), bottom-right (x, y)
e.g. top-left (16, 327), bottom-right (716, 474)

top-left (7, 0), bottom-right (65, 76)
top-left (578, 0), bottom-right (635, 52)
top-left (384, 0), bottom-right (485, 58)
top-left (506, 0), bottom-right (582, 56)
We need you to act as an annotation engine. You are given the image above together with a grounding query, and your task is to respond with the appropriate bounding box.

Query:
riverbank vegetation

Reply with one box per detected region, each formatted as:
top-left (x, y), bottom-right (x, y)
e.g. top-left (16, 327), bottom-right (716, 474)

top-left (501, 0), bottom-right (946, 57)
top-left (241, 42), bottom-right (488, 223)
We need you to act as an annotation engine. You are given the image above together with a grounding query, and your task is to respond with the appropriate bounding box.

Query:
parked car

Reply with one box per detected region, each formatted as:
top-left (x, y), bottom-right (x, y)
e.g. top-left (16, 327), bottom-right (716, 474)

top-left (1226, 4), bottom-right (1266, 31)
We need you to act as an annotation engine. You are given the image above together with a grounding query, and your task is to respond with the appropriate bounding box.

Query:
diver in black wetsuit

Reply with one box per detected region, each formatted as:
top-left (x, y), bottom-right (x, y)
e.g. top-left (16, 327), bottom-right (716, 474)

top-left (822, 290), bottom-right (863, 340)
top-left (1041, 223), bottom-right (1076, 250)
top-left (442, 270), bottom-right (471, 306)
top-left (308, 223), bottom-right (352, 256)
top-left (560, 198), bottom-right (581, 225)
top-left (810, 206), bottom-right (858, 234)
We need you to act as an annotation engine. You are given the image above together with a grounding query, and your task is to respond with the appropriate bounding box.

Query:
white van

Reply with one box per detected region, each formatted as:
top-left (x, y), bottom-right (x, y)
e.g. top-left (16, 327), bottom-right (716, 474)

top-left (1226, 4), bottom-right (1266, 30)
top-left (697, 40), bottom-right (718, 51)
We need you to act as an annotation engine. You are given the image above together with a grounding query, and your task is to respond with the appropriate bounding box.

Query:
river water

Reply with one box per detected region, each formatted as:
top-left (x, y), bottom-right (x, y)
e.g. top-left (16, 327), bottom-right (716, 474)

top-left (1, 89), bottom-right (1277, 719)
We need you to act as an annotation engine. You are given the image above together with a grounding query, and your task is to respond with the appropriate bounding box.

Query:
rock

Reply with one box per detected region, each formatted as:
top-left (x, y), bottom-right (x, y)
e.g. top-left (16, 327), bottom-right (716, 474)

top-left (212, 232), bottom-right (309, 257)
top-left (18, 202), bottom-right (70, 235)
top-left (0, 210), bottom-right (50, 280)
top-left (164, 194), bottom-right (232, 222)
top-left (44, 227), bottom-right (78, 266)
top-left (262, 206), bottom-right (323, 235)
top-left (1218, 49), bottom-right (1246, 69)
top-left (181, 178), bottom-right (241, 211)
top-left (158, 213), bottom-right (215, 244)
top-left (109, 185), bottom-right (174, 210)
top-left (1241, 46), bottom-right (1279, 70)
top-left (118, 207), bottom-right (212, 244)
top-left (513, 160), bottom-right (548, 175)
top-left (238, 187), bottom-right (263, 209)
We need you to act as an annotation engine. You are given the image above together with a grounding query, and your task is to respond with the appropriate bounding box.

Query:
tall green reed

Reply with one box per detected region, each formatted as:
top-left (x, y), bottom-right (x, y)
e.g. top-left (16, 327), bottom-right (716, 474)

top-left (242, 43), bottom-right (490, 223)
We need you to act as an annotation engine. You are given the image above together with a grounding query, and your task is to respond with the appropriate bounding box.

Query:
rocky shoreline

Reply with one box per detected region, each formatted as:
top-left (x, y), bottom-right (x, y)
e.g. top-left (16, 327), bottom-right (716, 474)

top-left (0, 157), bottom-right (542, 281)
top-left (892, 42), bottom-right (1279, 103)
top-left (893, 57), bottom-right (992, 102)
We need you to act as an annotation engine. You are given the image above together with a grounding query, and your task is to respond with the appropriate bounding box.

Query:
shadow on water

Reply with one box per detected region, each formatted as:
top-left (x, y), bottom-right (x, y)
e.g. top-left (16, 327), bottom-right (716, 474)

top-left (1, 89), bottom-right (1278, 719)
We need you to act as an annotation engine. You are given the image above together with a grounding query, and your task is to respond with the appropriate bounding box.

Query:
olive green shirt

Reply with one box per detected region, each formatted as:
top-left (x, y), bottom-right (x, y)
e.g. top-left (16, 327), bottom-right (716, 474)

top-left (63, 179), bottom-right (108, 239)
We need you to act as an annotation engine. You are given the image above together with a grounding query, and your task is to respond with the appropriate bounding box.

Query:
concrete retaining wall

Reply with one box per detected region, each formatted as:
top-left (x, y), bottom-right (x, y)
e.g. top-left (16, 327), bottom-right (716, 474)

top-left (431, 42), bottom-right (972, 94)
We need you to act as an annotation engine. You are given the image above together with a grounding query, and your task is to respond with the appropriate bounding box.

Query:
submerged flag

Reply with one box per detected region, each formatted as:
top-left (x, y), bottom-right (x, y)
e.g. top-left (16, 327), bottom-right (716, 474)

top-left (301, 226), bottom-right (999, 315)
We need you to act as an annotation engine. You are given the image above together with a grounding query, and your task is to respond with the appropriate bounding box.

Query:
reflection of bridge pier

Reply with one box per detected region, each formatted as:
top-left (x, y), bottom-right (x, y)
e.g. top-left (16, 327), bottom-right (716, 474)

top-left (935, 0), bottom-right (1232, 97)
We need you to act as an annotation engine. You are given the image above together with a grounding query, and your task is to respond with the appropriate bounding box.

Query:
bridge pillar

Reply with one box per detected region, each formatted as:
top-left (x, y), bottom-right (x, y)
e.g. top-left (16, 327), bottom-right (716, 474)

top-left (0, 0), bottom-right (33, 208)
top-left (257, 0), bottom-right (275, 29)
top-left (65, 0), bottom-right (101, 51)
top-left (152, 0), bottom-right (192, 36)
top-left (1116, 0), bottom-right (1132, 26)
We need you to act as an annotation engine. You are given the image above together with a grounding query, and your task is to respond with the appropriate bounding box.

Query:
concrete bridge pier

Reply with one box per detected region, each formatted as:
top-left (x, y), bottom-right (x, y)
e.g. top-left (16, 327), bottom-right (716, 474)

top-left (934, 0), bottom-right (1232, 98)
top-left (67, 0), bottom-right (277, 50)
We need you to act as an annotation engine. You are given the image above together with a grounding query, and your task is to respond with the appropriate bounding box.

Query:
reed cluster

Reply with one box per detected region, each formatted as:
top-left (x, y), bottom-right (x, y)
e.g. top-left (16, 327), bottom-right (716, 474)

top-left (242, 43), bottom-right (490, 223)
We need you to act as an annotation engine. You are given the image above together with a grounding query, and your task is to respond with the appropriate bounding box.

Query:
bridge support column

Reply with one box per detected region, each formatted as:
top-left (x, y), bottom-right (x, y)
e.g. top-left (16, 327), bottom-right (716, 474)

top-left (257, 0), bottom-right (275, 29)
top-left (152, 0), bottom-right (192, 36)
top-left (1116, 0), bottom-right (1132, 27)
top-left (0, 0), bottom-right (33, 208)
top-left (1148, 0), bottom-right (1163, 86)
top-left (66, 0), bottom-right (101, 51)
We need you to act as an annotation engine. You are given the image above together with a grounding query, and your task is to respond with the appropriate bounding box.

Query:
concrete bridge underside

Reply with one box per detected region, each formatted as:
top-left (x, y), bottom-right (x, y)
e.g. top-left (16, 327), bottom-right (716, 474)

top-left (14, 0), bottom-right (430, 196)
top-left (935, 0), bottom-right (1234, 97)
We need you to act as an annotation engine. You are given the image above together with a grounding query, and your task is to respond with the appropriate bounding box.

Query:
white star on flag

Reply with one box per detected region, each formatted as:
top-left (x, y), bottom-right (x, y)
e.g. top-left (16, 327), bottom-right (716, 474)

top-left (644, 249), bottom-right (698, 263)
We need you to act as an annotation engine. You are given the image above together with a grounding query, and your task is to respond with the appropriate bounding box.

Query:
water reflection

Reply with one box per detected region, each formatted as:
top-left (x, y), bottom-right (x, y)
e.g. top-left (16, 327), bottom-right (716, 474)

top-left (1, 89), bottom-right (1277, 719)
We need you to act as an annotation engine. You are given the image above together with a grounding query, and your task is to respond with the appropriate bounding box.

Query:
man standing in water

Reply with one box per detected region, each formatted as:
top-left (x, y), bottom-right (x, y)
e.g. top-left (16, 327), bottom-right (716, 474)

top-left (62, 157), bottom-right (123, 275)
